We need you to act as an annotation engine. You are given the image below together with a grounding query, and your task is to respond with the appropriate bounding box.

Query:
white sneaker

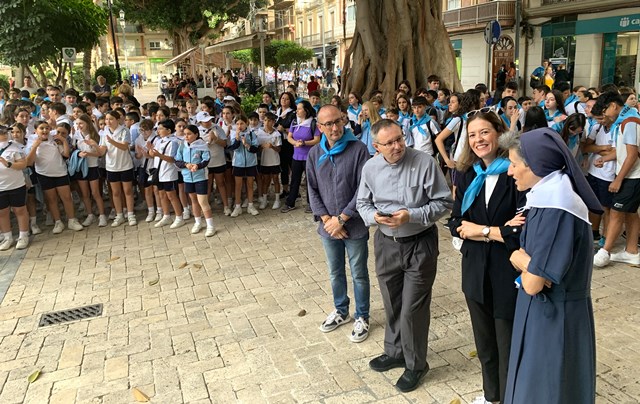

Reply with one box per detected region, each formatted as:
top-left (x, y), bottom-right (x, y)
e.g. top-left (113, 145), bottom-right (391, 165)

top-left (470, 396), bottom-right (492, 404)
top-left (170, 217), bottom-right (185, 229)
top-left (154, 212), bottom-right (163, 222)
top-left (111, 216), bottom-right (125, 227)
top-left (128, 215), bottom-right (137, 226)
top-left (241, 198), bottom-right (249, 208)
top-left (259, 197), bottom-right (268, 210)
top-left (593, 248), bottom-right (611, 268)
top-left (30, 223), bottom-right (42, 235)
top-left (15, 237), bottom-right (29, 250)
top-left (223, 207), bottom-right (232, 216)
top-left (68, 218), bottom-right (84, 231)
top-left (610, 250), bottom-right (640, 266)
top-left (230, 206), bottom-right (242, 217)
top-left (155, 216), bottom-right (172, 228)
top-left (82, 214), bottom-right (95, 227)
top-left (182, 207), bottom-right (191, 220)
top-left (191, 222), bottom-right (203, 234)
top-left (145, 211), bottom-right (155, 222)
top-left (0, 237), bottom-right (13, 251)
top-left (349, 317), bottom-right (370, 343)
top-left (52, 221), bottom-right (64, 234)
top-left (247, 204), bottom-right (259, 216)
top-left (205, 226), bottom-right (216, 237)
top-left (108, 209), bottom-right (116, 220)
top-left (98, 215), bottom-right (108, 227)
top-left (272, 199), bottom-right (281, 210)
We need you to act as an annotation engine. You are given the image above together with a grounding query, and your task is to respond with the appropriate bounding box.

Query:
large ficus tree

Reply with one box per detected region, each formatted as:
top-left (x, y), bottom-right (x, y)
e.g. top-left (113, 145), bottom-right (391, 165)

top-left (342, 0), bottom-right (462, 104)
top-left (0, 0), bottom-right (107, 87)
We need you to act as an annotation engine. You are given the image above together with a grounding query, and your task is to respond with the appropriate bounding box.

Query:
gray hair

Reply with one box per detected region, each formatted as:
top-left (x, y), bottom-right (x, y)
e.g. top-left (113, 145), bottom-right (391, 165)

top-left (498, 131), bottom-right (528, 166)
top-left (371, 119), bottom-right (402, 142)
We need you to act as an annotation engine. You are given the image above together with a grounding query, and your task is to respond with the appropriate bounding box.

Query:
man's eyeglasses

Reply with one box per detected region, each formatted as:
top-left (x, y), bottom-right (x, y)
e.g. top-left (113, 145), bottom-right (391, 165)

top-left (376, 136), bottom-right (405, 148)
top-left (317, 119), bottom-right (344, 129)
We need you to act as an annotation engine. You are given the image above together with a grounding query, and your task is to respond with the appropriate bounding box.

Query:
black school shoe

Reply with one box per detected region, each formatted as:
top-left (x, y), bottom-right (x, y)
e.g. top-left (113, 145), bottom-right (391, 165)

top-left (395, 365), bottom-right (429, 393)
top-left (369, 354), bottom-right (406, 372)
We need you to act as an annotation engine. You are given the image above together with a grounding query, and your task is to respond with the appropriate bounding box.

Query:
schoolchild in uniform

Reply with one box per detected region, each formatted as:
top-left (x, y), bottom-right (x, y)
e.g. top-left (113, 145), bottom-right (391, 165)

top-left (228, 115), bottom-right (259, 217)
top-left (98, 110), bottom-right (137, 227)
top-left (134, 119), bottom-right (160, 222)
top-left (26, 121), bottom-right (84, 233)
top-left (175, 124), bottom-right (216, 236)
top-left (174, 118), bottom-right (191, 220)
top-left (74, 114), bottom-right (107, 227)
top-left (10, 123), bottom-right (41, 235)
top-left (256, 112), bottom-right (282, 210)
top-left (410, 96), bottom-right (441, 156)
top-left (148, 119), bottom-right (184, 228)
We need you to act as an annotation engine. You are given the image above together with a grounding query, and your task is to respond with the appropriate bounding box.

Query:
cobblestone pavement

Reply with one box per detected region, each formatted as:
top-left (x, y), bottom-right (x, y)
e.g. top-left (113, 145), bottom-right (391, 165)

top-left (0, 201), bottom-right (638, 404)
top-left (0, 86), bottom-right (638, 403)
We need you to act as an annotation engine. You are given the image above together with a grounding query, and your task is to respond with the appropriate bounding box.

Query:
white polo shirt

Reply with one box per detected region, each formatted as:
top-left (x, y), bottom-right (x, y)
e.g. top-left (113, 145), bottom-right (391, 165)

top-left (153, 135), bottom-right (180, 182)
top-left (256, 128), bottom-right (282, 167)
top-left (0, 141), bottom-right (27, 191)
top-left (32, 137), bottom-right (68, 177)
top-left (100, 125), bottom-right (133, 172)
top-left (201, 125), bottom-right (227, 168)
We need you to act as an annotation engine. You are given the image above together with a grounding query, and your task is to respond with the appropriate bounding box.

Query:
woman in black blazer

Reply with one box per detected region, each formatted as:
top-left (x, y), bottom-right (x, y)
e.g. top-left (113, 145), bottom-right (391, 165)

top-left (448, 111), bottom-right (525, 404)
top-left (276, 92), bottom-right (297, 197)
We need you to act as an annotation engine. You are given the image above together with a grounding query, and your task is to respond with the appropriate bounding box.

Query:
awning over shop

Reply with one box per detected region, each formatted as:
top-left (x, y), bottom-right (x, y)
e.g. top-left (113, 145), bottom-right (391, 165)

top-left (205, 33), bottom-right (270, 54)
top-left (163, 46), bottom-right (197, 67)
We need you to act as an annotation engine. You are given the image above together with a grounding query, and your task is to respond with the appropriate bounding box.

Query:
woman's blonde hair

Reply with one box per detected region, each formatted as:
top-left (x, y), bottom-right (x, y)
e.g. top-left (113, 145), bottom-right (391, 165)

top-left (118, 83), bottom-right (134, 97)
top-left (362, 101), bottom-right (381, 126)
top-left (456, 112), bottom-right (509, 172)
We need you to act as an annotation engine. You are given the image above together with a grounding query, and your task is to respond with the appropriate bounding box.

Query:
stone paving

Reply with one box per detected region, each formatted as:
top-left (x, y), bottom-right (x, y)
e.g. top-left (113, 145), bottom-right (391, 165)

top-left (0, 86), bottom-right (639, 403)
top-left (0, 201), bottom-right (638, 404)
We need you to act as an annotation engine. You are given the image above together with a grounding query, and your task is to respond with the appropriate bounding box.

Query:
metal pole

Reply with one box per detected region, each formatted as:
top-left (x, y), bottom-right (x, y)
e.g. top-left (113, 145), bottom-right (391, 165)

top-left (107, 0), bottom-right (121, 82)
top-left (119, 11), bottom-right (128, 80)
top-left (260, 33), bottom-right (266, 87)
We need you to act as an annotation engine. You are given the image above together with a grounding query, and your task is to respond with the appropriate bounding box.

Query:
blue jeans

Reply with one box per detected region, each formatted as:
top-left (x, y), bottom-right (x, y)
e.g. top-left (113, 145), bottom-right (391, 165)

top-left (321, 236), bottom-right (370, 319)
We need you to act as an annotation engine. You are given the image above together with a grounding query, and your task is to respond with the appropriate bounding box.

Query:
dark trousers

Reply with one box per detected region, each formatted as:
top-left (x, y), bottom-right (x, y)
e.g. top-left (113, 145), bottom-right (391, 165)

top-left (285, 159), bottom-right (307, 207)
top-left (373, 227), bottom-right (438, 371)
top-left (466, 297), bottom-right (513, 403)
top-left (280, 141), bottom-right (293, 187)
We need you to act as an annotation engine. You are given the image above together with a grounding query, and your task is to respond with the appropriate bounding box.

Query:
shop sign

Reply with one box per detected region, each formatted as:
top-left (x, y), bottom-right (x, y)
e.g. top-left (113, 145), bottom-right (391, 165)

top-left (575, 14), bottom-right (640, 35)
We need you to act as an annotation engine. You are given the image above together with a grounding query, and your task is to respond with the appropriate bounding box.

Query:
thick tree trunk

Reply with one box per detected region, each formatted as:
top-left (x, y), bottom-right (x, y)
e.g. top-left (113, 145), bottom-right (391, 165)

top-left (83, 47), bottom-right (92, 91)
top-left (343, 0), bottom-right (461, 105)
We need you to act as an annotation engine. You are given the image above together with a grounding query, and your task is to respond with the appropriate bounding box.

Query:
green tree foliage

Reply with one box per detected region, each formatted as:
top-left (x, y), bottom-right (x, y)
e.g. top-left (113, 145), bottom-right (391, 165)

top-left (276, 46), bottom-right (315, 68)
top-left (114, 0), bottom-right (264, 53)
top-left (231, 50), bottom-right (253, 67)
top-left (95, 66), bottom-right (118, 86)
top-left (249, 41), bottom-right (313, 89)
top-left (0, 0), bottom-right (107, 67)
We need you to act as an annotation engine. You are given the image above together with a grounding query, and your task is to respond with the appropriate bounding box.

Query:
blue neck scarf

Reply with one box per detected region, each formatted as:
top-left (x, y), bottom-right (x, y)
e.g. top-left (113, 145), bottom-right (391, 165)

top-left (348, 104), bottom-right (361, 118)
top-left (433, 100), bottom-right (448, 111)
top-left (398, 111), bottom-right (411, 124)
top-left (564, 93), bottom-right (578, 107)
top-left (317, 128), bottom-right (358, 166)
top-left (611, 105), bottom-right (640, 143)
top-left (362, 119), bottom-right (371, 135)
top-left (500, 113), bottom-right (511, 127)
top-left (461, 157), bottom-right (511, 214)
top-left (410, 114), bottom-right (431, 137)
top-left (215, 98), bottom-right (224, 107)
top-left (378, 107), bottom-right (386, 116)
top-left (544, 109), bottom-right (561, 122)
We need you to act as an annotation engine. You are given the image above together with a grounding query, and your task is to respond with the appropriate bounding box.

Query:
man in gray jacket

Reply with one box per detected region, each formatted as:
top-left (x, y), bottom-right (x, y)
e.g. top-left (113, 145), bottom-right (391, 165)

top-left (357, 119), bottom-right (452, 392)
top-left (307, 105), bottom-right (371, 343)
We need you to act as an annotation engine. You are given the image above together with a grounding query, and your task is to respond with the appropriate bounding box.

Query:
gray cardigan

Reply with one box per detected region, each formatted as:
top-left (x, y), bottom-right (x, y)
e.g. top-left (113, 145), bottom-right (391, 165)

top-left (306, 140), bottom-right (370, 240)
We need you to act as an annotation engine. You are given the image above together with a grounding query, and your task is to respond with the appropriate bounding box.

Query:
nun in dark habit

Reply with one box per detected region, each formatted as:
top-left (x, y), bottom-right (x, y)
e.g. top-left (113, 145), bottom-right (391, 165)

top-left (499, 127), bottom-right (600, 404)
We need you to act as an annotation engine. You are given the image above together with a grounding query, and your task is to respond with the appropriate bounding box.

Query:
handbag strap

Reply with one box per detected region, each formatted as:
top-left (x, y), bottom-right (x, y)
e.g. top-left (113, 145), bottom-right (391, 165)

top-left (155, 139), bottom-right (172, 172)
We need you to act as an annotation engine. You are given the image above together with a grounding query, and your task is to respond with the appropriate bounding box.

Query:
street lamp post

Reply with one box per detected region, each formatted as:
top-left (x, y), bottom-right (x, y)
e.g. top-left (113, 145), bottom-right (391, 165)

top-left (119, 10), bottom-right (129, 81)
top-left (106, 0), bottom-right (122, 82)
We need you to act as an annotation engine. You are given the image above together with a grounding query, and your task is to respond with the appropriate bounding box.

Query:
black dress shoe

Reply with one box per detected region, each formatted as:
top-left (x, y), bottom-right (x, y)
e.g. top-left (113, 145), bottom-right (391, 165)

top-left (395, 366), bottom-right (429, 393)
top-left (369, 354), bottom-right (406, 372)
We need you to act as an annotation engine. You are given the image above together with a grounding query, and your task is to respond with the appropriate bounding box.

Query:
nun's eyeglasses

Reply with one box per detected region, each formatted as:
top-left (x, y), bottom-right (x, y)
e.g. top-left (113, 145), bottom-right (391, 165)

top-left (466, 105), bottom-right (502, 118)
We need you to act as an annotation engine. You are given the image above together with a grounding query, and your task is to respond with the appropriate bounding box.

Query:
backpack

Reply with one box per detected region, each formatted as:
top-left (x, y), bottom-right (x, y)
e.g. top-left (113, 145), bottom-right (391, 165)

top-left (620, 117), bottom-right (640, 156)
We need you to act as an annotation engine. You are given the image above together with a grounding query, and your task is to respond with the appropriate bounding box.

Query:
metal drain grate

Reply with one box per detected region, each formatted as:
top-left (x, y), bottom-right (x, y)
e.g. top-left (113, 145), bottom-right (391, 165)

top-left (38, 303), bottom-right (103, 327)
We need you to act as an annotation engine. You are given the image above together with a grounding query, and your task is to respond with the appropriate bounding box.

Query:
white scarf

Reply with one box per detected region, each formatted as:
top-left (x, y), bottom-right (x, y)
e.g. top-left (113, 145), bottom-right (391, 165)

top-left (297, 117), bottom-right (313, 127)
top-left (525, 170), bottom-right (590, 224)
top-left (277, 107), bottom-right (292, 118)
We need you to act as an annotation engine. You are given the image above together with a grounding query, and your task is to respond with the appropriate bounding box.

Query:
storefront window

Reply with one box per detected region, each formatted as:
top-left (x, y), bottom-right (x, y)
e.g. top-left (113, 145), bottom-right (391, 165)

top-left (543, 35), bottom-right (577, 83)
top-left (614, 32), bottom-right (638, 87)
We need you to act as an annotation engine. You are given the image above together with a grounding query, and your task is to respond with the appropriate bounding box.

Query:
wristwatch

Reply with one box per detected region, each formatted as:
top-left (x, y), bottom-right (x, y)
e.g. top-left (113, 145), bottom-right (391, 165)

top-left (482, 226), bottom-right (491, 242)
top-left (337, 215), bottom-right (346, 226)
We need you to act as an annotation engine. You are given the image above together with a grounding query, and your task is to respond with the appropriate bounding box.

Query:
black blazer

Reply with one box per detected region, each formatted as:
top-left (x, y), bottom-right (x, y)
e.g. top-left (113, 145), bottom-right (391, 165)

top-left (449, 169), bottom-right (526, 320)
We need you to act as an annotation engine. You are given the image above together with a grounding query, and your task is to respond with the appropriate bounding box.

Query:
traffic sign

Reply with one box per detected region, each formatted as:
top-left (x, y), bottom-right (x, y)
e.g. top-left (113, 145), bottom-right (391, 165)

top-left (483, 21), bottom-right (501, 45)
top-left (62, 48), bottom-right (77, 63)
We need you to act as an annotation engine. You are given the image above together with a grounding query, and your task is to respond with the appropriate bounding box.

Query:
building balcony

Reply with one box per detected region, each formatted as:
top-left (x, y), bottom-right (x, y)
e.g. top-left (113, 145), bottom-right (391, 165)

top-left (526, 0), bottom-right (630, 18)
top-left (270, 0), bottom-right (294, 10)
top-left (299, 30), bottom-right (337, 47)
top-left (443, 0), bottom-right (515, 34)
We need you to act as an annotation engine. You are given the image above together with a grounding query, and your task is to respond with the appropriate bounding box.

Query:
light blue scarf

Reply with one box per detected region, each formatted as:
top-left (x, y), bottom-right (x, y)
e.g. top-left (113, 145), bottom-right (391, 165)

top-left (348, 104), bottom-right (361, 119)
top-left (410, 114), bottom-right (431, 137)
top-left (398, 111), bottom-right (411, 125)
top-left (611, 105), bottom-right (640, 144)
top-left (564, 93), bottom-right (578, 107)
top-left (461, 157), bottom-right (511, 214)
top-left (317, 128), bottom-right (358, 167)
